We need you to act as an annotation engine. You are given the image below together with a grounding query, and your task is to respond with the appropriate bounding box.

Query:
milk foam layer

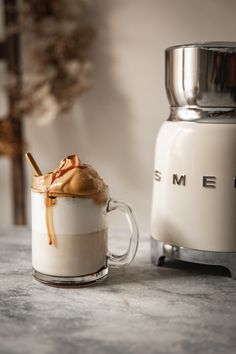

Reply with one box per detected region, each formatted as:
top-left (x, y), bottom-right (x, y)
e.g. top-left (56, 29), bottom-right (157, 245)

top-left (32, 192), bottom-right (107, 235)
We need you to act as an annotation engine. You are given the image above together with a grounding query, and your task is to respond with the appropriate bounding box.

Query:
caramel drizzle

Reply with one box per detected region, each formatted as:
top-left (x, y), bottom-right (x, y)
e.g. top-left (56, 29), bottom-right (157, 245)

top-left (44, 155), bottom-right (79, 246)
top-left (45, 194), bottom-right (57, 245)
top-left (50, 154), bottom-right (79, 186)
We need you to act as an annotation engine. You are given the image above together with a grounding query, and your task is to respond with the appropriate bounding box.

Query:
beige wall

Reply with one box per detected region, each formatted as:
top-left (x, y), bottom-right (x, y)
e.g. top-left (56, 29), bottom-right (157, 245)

top-left (1, 0), bottom-right (236, 231)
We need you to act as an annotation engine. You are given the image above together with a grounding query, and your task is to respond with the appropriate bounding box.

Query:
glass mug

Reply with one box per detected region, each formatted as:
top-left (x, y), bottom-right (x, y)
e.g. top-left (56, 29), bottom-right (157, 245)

top-left (31, 191), bottom-right (139, 286)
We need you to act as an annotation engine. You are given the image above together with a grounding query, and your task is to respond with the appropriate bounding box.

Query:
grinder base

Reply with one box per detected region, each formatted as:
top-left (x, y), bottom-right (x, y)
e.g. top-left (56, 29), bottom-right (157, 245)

top-left (151, 237), bottom-right (236, 279)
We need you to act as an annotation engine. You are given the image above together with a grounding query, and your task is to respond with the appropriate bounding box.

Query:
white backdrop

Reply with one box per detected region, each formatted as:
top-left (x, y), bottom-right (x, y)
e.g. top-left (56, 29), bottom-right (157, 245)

top-left (0, 0), bottom-right (236, 232)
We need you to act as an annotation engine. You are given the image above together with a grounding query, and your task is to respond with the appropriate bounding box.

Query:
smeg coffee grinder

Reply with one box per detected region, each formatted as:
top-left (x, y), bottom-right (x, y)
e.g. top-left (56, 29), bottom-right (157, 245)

top-left (151, 42), bottom-right (236, 278)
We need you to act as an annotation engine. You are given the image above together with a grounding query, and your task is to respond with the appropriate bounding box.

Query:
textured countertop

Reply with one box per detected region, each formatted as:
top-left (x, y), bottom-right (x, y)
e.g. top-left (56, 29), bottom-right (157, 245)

top-left (0, 227), bottom-right (236, 354)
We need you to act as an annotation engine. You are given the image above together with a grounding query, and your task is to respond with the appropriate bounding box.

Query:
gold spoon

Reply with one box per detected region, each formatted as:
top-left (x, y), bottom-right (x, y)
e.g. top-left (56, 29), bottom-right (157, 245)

top-left (25, 152), bottom-right (43, 176)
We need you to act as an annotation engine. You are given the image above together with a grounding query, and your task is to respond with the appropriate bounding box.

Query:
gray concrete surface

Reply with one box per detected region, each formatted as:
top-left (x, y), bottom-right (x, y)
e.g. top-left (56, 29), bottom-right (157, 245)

top-left (0, 227), bottom-right (236, 354)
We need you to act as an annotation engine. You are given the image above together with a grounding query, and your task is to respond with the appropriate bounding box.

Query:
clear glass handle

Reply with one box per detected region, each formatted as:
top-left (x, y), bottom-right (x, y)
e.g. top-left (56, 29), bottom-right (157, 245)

top-left (106, 198), bottom-right (139, 267)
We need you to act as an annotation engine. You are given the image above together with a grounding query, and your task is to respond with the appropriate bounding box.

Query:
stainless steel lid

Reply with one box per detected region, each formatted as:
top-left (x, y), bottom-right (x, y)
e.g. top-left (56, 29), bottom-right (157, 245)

top-left (165, 42), bottom-right (236, 121)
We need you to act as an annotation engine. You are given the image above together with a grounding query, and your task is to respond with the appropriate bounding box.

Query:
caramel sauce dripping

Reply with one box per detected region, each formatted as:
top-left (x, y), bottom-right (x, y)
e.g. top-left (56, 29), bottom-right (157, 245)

top-left (25, 152), bottom-right (56, 245)
top-left (44, 156), bottom-right (79, 246)
top-left (45, 194), bottom-right (57, 245)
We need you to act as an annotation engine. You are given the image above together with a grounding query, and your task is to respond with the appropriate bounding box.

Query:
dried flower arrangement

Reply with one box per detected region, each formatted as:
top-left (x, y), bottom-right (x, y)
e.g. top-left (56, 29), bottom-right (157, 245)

top-left (0, 0), bottom-right (94, 224)
top-left (3, 0), bottom-right (95, 125)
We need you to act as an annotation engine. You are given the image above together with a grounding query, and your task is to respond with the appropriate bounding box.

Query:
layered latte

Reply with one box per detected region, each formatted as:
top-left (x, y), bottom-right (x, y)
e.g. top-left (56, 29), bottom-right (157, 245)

top-left (31, 155), bottom-right (109, 277)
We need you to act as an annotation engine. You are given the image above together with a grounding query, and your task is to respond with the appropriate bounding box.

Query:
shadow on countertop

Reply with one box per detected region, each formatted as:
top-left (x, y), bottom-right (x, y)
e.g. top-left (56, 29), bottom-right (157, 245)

top-left (97, 260), bottom-right (232, 289)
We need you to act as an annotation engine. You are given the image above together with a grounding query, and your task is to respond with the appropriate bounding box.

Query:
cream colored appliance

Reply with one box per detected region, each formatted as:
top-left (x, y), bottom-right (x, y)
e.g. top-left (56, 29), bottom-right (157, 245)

top-left (151, 42), bottom-right (236, 278)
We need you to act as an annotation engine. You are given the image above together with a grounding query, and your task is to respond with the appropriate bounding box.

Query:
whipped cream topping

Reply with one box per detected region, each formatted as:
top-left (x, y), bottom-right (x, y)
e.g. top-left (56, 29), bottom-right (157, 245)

top-left (32, 154), bottom-right (109, 203)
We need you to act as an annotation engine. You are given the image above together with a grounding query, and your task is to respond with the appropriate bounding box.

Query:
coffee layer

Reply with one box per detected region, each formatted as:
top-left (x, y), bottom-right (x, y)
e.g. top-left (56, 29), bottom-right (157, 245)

top-left (32, 229), bottom-right (108, 276)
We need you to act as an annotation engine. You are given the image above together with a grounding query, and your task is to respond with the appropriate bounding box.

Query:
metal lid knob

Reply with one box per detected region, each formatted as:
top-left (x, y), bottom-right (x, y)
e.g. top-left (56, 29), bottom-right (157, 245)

top-left (165, 42), bottom-right (236, 121)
